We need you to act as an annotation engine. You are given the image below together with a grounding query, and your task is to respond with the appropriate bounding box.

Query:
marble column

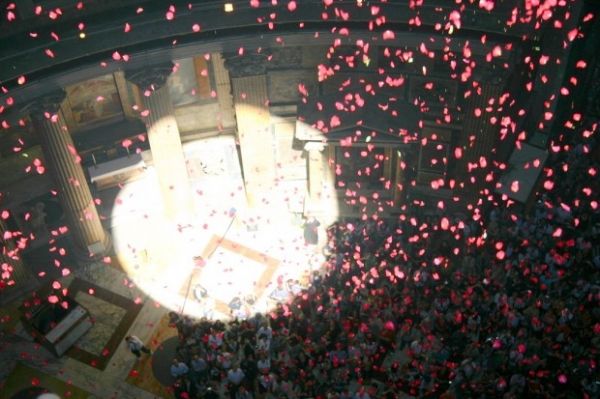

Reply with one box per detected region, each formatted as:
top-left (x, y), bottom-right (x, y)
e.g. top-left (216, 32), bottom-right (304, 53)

top-left (0, 220), bottom-right (37, 304)
top-left (224, 53), bottom-right (276, 208)
top-left (29, 90), bottom-right (110, 258)
top-left (393, 150), bottom-right (405, 207)
top-left (305, 142), bottom-right (326, 208)
top-left (126, 63), bottom-right (193, 220)
top-left (211, 53), bottom-right (237, 130)
top-left (304, 141), bottom-right (338, 223)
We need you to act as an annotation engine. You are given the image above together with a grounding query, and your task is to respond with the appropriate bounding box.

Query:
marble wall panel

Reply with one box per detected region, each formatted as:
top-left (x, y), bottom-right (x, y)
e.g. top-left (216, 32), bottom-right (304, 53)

top-left (301, 46), bottom-right (329, 68)
top-left (267, 69), bottom-right (317, 104)
top-left (174, 102), bottom-right (221, 133)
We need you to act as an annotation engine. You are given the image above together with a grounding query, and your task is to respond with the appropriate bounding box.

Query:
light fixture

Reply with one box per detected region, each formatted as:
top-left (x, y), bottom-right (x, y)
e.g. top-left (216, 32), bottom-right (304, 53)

top-left (224, 3), bottom-right (234, 12)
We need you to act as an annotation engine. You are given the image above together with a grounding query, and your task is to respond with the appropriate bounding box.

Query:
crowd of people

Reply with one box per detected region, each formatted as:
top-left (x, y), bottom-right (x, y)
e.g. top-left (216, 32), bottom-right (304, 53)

top-left (163, 119), bottom-right (599, 398)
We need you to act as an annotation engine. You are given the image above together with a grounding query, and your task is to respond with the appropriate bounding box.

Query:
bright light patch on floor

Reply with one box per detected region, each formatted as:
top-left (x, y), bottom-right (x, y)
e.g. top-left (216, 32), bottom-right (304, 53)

top-left (110, 135), bottom-right (337, 320)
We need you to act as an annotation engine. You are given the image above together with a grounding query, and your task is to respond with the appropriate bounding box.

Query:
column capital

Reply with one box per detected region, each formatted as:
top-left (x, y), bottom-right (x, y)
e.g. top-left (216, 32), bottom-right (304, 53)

top-left (223, 51), bottom-right (270, 78)
top-left (125, 62), bottom-right (174, 91)
top-left (23, 89), bottom-right (66, 117)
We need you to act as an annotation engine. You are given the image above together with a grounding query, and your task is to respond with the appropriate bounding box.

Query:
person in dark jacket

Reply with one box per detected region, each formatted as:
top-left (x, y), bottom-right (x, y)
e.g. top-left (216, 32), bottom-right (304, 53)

top-left (303, 215), bottom-right (320, 246)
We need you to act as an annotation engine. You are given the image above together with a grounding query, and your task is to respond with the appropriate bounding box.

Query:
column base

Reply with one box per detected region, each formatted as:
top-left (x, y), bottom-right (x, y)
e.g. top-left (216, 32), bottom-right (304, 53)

top-left (0, 277), bottom-right (40, 306)
top-left (71, 230), bottom-right (113, 263)
top-left (165, 205), bottom-right (196, 224)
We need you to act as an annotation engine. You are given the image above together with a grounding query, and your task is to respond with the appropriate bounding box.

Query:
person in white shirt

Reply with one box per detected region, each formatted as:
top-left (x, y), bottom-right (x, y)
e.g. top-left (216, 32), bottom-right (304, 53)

top-left (287, 279), bottom-right (303, 296)
top-left (124, 335), bottom-right (151, 358)
top-left (269, 283), bottom-right (289, 303)
top-left (227, 365), bottom-right (245, 399)
top-left (256, 336), bottom-right (270, 353)
top-left (227, 365), bottom-right (245, 385)
top-left (256, 322), bottom-right (272, 354)
top-left (257, 353), bottom-right (271, 374)
top-left (256, 323), bottom-right (272, 341)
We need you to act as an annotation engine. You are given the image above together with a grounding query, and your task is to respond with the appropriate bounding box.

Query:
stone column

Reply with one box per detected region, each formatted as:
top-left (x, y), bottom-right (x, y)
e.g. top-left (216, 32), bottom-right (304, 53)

top-left (305, 141), bottom-right (338, 222)
top-left (0, 220), bottom-right (37, 304)
top-left (224, 53), bottom-right (276, 208)
top-left (126, 64), bottom-right (193, 220)
top-left (393, 149), bottom-right (405, 206)
top-left (211, 53), bottom-right (237, 130)
top-left (304, 141), bottom-right (340, 231)
top-left (305, 142), bottom-right (326, 207)
top-left (29, 90), bottom-right (110, 258)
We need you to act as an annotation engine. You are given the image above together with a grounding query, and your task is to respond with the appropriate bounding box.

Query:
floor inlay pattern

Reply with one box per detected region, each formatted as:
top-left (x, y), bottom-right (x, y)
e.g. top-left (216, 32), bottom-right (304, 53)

top-left (72, 292), bottom-right (127, 356)
top-left (66, 278), bottom-right (143, 370)
top-left (180, 234), bottom-right (280, 317)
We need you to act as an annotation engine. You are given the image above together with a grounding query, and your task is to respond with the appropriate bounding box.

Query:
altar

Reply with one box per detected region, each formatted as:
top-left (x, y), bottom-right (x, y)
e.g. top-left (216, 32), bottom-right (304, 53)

top-left (21, 295), bottom-right (93, 357)
top-left (88, 153), bottom-right (146, 190)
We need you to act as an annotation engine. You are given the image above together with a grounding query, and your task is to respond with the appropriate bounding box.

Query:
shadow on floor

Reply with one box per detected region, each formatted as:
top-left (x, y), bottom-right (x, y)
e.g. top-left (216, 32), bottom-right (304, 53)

top-left (1, 362), bottom-right (92, 399)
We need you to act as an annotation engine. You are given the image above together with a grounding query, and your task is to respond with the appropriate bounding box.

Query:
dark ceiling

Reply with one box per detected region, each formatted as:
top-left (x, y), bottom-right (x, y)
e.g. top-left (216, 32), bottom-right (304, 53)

top-left (0, 1), bottom-right (532, 85)
top-left (0, 0), bottom-right (598, 131)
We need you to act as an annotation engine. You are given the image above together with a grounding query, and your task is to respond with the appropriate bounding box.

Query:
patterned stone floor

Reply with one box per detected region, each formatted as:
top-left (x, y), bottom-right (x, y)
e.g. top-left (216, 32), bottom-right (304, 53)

top-left (73, 292), bottom-right (127, 356)
top-left (0, 262), bottom-right (162, 399)
top-left (63, 277), bottom-right (144, 370)
top-left (181, 234), bottom-right (282, 318)
top-left (110, 153), bottom-right (324, 322)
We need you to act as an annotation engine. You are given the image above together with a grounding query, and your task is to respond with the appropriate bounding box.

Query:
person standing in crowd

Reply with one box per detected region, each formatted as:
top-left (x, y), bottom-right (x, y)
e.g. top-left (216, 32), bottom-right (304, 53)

top-left (235, 385), bottom-right (253, 399)
top-left (240, 352), bottom-right (258, 392)
top-left (124, 335), bottom-right (151, 358)
top-left (157, 114), bottom-right (600, 398)
top-left (227, 363), bottom-right (245, 399)
top-left (171, 358), bottom-right (190, 379)
top-left (203, 384), bottom-right (220, 399)
top-left (191, 353), bottom-right (208, 382)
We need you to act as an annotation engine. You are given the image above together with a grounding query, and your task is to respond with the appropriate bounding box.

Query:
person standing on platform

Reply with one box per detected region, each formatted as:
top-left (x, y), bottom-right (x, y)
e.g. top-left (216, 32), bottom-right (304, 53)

top-left (125, 335), bottom-right (151, 358)
top-left (303, 215), bottom-right (321, 246)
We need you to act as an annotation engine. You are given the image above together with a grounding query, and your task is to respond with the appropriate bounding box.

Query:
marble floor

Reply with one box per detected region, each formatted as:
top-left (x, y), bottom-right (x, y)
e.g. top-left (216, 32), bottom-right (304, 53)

top-left (64, 277), bottom-right (144, 370)
top-left (109, 136), bottom-right (328, 322)
top-left (0, 136), bottom-right (331, 398)
top-left (181, 234), bottom-right (283, 318)
top-left (73, 290), bottom-right (128, 356)
top-left (0, 261), bottom-right (163, 399)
